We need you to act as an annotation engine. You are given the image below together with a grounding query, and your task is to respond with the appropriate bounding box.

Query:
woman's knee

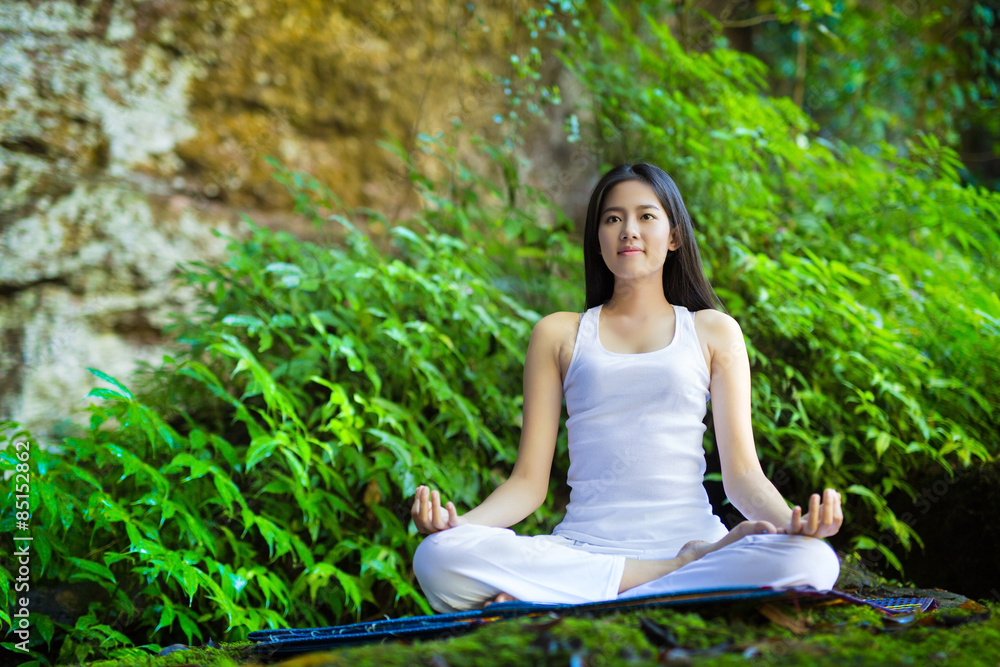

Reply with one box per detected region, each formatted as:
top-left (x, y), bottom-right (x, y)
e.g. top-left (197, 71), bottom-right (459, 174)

top-left (412, 530), bottom-right (463, 590)
top-left (779, 536), bottom-right (840, 589)
top-left (412, 525), bottom-right (507, 612)
top-left (727, 534), bottom-right (840, 590)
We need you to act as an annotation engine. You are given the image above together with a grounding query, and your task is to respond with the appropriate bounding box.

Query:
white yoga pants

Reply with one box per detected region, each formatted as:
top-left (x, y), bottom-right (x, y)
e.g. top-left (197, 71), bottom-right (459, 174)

top-left (413, 524), bottom-right (840, 613)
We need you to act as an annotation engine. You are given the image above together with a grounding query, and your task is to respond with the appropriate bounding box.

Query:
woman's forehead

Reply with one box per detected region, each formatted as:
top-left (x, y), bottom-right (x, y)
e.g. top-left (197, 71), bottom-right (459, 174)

top-left (602, 180), bottom-right (662, 210)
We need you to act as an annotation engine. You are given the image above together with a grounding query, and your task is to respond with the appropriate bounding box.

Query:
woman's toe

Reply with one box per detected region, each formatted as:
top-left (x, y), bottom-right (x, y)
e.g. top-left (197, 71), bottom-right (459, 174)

top-left (484, 592), bottom-right (518, 607)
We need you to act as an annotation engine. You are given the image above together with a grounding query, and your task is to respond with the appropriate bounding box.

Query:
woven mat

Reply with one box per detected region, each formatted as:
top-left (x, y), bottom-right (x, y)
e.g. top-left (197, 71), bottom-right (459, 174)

top-left (248, 586), bottom-right (937, 656)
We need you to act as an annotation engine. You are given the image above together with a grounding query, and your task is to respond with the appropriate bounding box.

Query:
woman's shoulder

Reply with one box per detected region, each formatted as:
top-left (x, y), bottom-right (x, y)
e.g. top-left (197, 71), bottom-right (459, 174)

top-left (691, 308), bottom-right (744, 348)
top-left (532, 311), bottom-right (584, 341)
top-left (529, 311), bottom-right (584, 368)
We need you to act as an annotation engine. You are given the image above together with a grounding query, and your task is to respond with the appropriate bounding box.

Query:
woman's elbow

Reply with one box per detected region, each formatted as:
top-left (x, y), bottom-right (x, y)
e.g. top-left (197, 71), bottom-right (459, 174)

top-left (509, 473), bottom-right (549, 512)
top-left (721, 467), bottom-right (765, 496)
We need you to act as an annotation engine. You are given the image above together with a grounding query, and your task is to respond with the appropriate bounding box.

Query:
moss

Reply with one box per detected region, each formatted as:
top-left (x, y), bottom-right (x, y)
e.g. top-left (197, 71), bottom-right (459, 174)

top-left (85, 643), bottom-right (249, 667)
top-left (74, 599), bottom-right (1000, 666)
top-left (252, 600), bottom-right (1000, 667)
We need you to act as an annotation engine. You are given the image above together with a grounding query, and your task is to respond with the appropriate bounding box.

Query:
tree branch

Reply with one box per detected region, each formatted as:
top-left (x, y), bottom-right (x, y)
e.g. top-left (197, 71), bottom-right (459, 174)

top-left (720, 13), bottom-right (779, 29)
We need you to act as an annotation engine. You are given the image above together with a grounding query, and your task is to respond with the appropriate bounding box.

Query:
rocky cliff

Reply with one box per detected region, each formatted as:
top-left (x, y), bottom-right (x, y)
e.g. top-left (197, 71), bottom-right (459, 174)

top-left (0, 0), bottom-right (542, 439)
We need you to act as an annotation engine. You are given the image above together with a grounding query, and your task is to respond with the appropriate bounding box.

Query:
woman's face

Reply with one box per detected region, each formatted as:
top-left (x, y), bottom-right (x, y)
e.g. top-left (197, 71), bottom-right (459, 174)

top-left (597, 179), bottom-right (678, 283)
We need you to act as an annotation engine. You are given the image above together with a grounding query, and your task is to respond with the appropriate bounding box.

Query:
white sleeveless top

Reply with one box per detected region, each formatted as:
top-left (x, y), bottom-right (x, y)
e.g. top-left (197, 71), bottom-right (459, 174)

top-left (551, 303), bottom-right (729, 555)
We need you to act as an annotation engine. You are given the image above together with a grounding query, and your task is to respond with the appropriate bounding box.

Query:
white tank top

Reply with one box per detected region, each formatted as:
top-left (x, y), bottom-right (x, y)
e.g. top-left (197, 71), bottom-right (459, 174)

top-left (551, 303), bottom-right (729, 555)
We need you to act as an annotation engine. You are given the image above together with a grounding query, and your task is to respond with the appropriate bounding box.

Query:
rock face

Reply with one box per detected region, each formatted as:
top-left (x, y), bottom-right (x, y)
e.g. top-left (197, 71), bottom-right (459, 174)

top-left (0, 0), bottom-right (536, 439)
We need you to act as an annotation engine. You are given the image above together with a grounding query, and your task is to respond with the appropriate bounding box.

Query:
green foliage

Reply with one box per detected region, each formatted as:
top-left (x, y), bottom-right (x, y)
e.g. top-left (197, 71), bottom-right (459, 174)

top-left (0, 145), bottom-right (577, 662)
top-left (375, 132), bottom-right (582, 313)
top-left (653, 1), bottom-right (999, 189)
top-left (748, 1), bottom-right (999, 183)
top-left (2, 3), bottom-right (998, 664)
top-left (517, 0), bottom-right (999, 564)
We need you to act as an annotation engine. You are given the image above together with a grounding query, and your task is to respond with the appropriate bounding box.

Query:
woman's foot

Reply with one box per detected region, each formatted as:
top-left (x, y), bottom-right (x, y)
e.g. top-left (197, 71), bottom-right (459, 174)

top-left (619, 520), bottom-right (778, 594)
top-left (483, 592), bottom-right (518, 608)
top-left (677, 520), bottom-right (777, 563)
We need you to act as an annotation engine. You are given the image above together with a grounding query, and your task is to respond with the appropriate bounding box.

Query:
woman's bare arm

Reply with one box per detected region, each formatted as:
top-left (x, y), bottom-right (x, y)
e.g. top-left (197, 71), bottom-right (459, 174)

top-left (695, 310), bottom-right (842, 537)
top-left (412, 313), bottom-right (573, 533)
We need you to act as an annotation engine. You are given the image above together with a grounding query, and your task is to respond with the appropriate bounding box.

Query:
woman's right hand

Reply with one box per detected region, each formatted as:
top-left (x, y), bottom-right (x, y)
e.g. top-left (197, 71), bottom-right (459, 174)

top-left (411, 485), bottom-right (468, 534)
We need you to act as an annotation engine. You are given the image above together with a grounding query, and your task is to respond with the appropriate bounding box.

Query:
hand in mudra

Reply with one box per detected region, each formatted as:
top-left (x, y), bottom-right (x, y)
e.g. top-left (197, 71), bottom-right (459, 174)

top-left (784, 488), bottom-right (843, 538)
top-left (411, 485), bottom-right (468, 534)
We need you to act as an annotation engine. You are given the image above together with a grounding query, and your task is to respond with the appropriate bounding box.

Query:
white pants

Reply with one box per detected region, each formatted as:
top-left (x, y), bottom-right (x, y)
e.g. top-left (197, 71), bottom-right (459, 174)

top-left (413, 524), bottom-right (840, 613)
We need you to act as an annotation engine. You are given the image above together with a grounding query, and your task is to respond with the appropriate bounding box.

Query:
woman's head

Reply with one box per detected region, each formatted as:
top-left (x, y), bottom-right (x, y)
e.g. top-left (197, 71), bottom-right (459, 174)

top-left (583, 163), bottom-right (722, 311)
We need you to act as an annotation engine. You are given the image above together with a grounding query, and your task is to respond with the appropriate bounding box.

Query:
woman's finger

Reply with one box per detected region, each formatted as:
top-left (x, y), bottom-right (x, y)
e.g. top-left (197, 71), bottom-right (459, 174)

top-left (421, 486), bottom-right (433, 531)
top-left (830, 491), bottom-right (843, 533)
top-left (808, 494), bottom-right (820, 534)
top-left (411, 486), bottom-right (424, 533)
top-left (416, 486), bottom-right (430, 532)
top-left (822, 489), bottom-right (835, 527)
top-left (436, 491), bottom-right (449, 529)
top-left (415, 486), bottom-right (428, 532)
top-left (431, 489), bottom-right (443, 528)
top-left (411, 485), bottom-right (422, 520)
top-left (790, 505), bottom-right (802, 535)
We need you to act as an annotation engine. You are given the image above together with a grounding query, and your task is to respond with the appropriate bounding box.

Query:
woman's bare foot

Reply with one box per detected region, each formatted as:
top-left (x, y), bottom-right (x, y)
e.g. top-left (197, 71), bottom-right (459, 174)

top-left (483, 592), bottom-right (518, 608)
top-left (677, 520), bottom-right (777, 563)
top-left (619, 520), bottom-right (778, 594)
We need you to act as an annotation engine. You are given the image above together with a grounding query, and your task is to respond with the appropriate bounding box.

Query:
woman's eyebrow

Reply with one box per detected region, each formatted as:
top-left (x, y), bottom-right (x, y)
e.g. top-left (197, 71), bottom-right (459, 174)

top-left (601, 204), bottom-right (662, 215)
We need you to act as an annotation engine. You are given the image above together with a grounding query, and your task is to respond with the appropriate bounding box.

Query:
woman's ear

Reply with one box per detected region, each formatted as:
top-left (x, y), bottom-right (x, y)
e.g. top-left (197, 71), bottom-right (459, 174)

top-left (668, 229), bottom-right (682, 252)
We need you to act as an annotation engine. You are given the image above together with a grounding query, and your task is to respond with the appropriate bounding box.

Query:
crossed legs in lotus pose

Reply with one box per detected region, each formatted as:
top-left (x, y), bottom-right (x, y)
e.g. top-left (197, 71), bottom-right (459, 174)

top-left (483, 520), bottom-right (778, 607)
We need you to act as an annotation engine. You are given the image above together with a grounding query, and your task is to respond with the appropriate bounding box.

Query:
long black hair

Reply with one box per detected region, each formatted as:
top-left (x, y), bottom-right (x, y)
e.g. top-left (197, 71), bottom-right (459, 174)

top-left (583, 163), bottom-right (723, 312)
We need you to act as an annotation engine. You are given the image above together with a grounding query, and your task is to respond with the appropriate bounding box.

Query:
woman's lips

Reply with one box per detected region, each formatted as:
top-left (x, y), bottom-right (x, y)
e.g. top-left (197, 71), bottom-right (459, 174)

top-left (619, 248), bottom-right (643, 255)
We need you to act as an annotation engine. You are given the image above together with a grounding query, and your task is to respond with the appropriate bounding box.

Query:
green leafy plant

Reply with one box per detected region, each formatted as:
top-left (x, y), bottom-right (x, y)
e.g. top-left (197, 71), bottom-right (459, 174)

top-left (0, 143), bottom-right (578, 662)
top-left (2, 4), bottom-right (998, 665)
top-left (517, 0), bottom-right (999, 568)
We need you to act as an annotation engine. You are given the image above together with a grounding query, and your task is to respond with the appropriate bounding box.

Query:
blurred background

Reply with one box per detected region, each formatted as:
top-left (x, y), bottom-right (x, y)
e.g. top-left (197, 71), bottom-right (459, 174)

top-left (1, 1), bottom-right (998, 662)
top-left (1, 0), bottom-right (530, 436)
top-left (2, 0), bottom-right (998, 441)
top-left (3, 0), bottom-right (997, 441)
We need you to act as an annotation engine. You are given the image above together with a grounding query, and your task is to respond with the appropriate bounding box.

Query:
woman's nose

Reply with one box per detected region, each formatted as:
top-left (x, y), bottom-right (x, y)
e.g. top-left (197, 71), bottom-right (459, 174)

top-left (620, 220), bottom-right (639, 239)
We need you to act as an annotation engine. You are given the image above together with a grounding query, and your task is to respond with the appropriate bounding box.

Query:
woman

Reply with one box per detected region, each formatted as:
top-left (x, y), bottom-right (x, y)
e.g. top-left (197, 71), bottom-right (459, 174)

top-left (411, 163), bottom-right (842, 613)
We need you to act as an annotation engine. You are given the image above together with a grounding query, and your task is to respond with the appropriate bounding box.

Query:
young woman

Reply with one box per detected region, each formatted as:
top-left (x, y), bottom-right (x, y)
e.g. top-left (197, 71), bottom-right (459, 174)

top-left (411, 163), bottom-right (842, 613)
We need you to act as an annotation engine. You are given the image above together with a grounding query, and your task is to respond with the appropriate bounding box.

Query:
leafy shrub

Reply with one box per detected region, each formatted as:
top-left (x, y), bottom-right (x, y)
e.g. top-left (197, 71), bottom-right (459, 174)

top-left (3, 4), bottom-right (999, 664)
top-left (745, 0), bottom-right (1000, 190)
top-left (0, 144), bottom-right (575, 663)
top-left (517, 0), bottom-right (999, 567)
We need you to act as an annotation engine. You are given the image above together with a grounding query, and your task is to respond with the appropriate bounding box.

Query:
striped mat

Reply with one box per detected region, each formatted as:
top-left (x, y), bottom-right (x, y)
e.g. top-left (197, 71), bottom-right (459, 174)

top-left (248, 587), bottom-right (938, 657)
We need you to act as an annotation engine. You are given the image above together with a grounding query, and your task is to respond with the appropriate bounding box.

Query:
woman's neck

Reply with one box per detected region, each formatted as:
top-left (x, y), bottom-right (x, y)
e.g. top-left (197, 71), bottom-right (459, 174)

top-left (604, 278), bottom-right (671, 317)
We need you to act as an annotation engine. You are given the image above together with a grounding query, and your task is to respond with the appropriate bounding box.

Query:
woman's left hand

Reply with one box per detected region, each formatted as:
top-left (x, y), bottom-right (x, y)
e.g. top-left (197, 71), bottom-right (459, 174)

top-left (783, 488), bottom-right (843, 538)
